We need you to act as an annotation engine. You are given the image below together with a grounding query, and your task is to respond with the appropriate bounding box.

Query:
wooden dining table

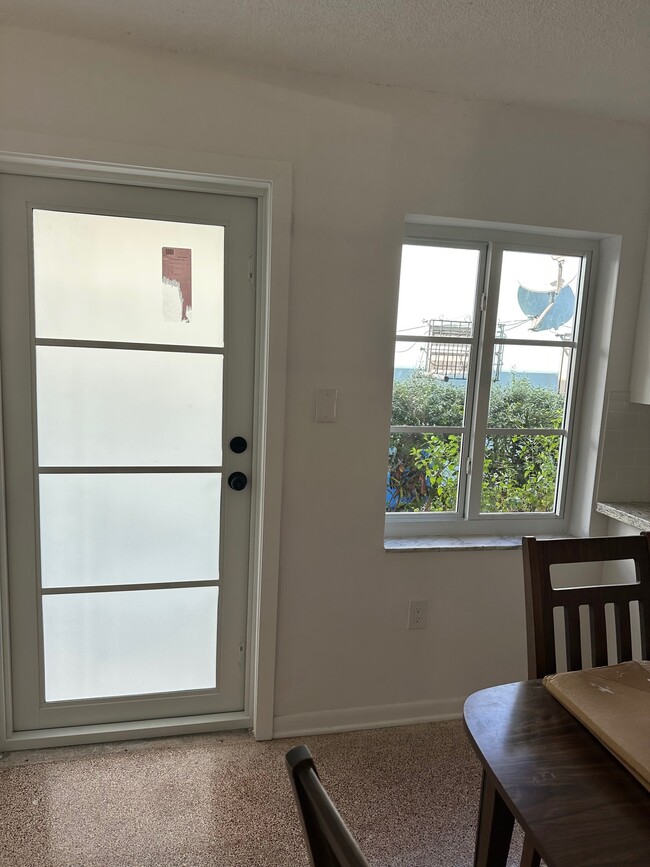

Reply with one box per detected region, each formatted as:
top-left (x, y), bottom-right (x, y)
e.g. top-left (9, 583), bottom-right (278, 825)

top-left (463, 678), bottom-right (650, 867)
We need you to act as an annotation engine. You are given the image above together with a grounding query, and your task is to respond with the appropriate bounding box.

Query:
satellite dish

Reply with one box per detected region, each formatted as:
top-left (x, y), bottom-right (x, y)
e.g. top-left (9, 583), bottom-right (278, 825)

top-left (517, 281), bottom-right (575, 332)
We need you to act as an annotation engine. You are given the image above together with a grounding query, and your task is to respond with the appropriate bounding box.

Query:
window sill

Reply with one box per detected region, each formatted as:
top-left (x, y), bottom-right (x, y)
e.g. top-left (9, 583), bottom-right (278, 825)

top-left (384, 533), bottom-right (574, 552)
top-left (384, 535), bottom-right (525, 552)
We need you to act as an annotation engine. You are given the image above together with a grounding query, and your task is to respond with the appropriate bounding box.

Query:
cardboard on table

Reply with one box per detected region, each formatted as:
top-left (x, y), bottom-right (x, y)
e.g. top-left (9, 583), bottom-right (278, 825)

top-left (544, 660), bottom-right (650, 791)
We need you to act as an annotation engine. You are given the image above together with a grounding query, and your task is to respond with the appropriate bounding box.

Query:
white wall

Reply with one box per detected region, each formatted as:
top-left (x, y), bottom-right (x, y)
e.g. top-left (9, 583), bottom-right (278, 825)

top-left (1, 26), bottom-right (649, 732)
top-left (598, 391), bottom-right (650, 502)
top-left (630, 224), bottom-right (650, 403)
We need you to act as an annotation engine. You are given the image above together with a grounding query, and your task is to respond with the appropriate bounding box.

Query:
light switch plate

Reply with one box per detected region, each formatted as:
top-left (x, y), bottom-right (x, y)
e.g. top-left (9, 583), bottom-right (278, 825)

top-left (315, 388), bottom-right (338, 423)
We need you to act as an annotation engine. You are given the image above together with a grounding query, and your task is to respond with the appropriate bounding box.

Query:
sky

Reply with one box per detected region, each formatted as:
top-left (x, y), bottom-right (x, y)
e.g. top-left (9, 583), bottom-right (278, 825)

top-left (394, 244), bottom-right (583, 380)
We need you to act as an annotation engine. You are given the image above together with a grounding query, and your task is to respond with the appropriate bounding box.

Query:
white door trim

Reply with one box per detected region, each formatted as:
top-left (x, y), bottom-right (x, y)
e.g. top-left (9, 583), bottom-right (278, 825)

top-left (0, 132), bottom-right (291, 746)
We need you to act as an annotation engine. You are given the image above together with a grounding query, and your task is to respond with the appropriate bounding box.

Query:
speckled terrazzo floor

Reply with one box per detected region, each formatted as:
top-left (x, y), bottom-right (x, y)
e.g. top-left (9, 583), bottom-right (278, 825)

top-left (0, 721), bottom-right (525, 866)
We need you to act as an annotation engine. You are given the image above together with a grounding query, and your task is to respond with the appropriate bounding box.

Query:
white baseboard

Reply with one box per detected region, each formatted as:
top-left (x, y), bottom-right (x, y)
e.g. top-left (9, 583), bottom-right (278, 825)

top-left (272, 697), bottom-right (464, 739)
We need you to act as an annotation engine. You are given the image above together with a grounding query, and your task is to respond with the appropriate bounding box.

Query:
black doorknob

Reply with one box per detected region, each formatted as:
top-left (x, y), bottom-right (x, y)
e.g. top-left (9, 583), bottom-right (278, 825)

top-left (228, 471), bottom-right (248, 491)
top-left (230, 436), bottom-right (248, 454)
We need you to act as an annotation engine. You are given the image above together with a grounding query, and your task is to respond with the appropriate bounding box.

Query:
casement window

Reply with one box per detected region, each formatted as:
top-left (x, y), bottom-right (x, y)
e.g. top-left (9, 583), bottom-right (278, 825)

top-left (386, 224), bottom-right (596, 537)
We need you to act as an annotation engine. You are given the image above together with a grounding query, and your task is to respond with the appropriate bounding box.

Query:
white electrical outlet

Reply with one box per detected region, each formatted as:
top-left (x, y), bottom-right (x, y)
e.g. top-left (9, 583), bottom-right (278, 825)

top-left (407, 600), bottom-right (428, 630)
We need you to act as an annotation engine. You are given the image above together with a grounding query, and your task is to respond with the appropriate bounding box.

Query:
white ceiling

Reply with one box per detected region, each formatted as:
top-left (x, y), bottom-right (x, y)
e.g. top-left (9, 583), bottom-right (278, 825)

top-left (2, 0), bottom-right (649, 123)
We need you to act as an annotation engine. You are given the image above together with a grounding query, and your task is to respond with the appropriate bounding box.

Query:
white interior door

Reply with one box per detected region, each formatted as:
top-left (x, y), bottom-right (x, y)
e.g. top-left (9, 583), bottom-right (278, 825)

top-left (0, 173), bottom-right (257, 733)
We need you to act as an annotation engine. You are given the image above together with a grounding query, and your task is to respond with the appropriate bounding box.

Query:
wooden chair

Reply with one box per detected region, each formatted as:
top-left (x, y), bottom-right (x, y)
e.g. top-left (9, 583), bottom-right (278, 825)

top-left (518, 532), bottom-right (650, 867)
top-left (285, 745), bottom-right (370, 867)
top-left (522, 533), bottom-right (650, 679)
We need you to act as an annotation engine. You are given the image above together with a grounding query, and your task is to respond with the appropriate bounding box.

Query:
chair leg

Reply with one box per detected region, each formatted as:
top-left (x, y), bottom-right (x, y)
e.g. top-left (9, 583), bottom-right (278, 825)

top-left (473, 770), bottom-right (515, 867)
top-left (520, 833), bottom-right (541, 867)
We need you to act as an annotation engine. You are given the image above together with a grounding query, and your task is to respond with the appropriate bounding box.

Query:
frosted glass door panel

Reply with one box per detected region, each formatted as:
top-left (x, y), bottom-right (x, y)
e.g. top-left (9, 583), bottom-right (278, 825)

top-left (36, 347), bottom-right (223, 466)
top-left (43, 587), bottom-right (219, 701)
top-left (39, 473), bottom-right (221, 588)
top-left (33, 210), bottom-right (225, 347)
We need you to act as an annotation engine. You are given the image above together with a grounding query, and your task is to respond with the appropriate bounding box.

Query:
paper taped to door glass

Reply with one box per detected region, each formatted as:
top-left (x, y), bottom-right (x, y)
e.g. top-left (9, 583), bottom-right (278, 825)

top-left (162, 247), bottom-right (192, 323)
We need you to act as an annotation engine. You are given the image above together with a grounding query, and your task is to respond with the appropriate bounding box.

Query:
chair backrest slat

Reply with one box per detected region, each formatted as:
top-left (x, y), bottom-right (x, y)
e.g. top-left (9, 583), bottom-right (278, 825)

top-left (522, 533), bottom-right (650, 678)
top-left (640, 600), bottom-right (648, 658)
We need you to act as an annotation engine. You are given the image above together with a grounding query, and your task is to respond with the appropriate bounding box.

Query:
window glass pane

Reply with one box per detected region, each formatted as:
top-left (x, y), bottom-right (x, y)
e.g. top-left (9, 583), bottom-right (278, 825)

top-left (396, 245), bottom-right (481, 336)
top-left (495, 251), bottom-right (583, 342)
top-left (387, 433), bottom-right (462, 512)
top-left (488, 346), bottom-right (572, 429)
top-left (39, 473), bottom-right (220, 588)
top-left (33, 210), bottom-right (225, 347)
top-left (480, 434), bottom-right (561, 513)
top-left (36, 347), bottom-right (222, 467)
top-left (392, 365), bottom-right (467, 427)
top-left (43, 586), bottom-right (218, 701)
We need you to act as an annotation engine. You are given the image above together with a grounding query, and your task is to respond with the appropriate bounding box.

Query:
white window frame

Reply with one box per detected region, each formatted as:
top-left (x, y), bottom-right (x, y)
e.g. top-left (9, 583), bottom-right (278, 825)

top-left (385, 222), bottom-right (598, 538)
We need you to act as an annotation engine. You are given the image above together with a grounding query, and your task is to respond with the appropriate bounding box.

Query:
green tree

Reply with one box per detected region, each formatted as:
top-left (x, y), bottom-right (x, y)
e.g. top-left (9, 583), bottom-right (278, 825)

top-left (387, 373), bottom-right (465, 511)
top-left (391, 371), bottom-right (465, 427)
top-left (387, 374), bottom-right (564, 513)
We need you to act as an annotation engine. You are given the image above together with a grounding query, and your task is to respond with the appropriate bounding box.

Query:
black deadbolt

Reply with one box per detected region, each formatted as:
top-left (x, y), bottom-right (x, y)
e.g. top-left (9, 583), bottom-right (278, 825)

top-left (230, 436), bottom-right (248, 454)
top-left (228, 471), bottom-right (248, 491)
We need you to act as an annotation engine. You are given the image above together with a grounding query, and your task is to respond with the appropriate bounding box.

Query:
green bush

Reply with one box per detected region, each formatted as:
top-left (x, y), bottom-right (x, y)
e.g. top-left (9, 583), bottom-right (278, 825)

top-left (387, 373), bottom-right (564, 513)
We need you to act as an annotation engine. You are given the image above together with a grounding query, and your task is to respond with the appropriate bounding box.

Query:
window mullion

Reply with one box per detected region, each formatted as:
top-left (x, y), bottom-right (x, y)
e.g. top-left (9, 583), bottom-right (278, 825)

top-left (454, 244), bottom-right (488, 518)
top-left (553, 251), bottom-right (593, 515)
top-left (466, 243), bottom-right (503, 519)
top-left (485, 428), bottom-right (567, 437)
top-left (390, 425), bottom-right (465, 435)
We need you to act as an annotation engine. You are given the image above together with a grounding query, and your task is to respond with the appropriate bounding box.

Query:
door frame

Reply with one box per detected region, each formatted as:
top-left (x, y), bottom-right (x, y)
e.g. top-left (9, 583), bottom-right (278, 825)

top-left (0, 140), bottom-right (291, 749)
